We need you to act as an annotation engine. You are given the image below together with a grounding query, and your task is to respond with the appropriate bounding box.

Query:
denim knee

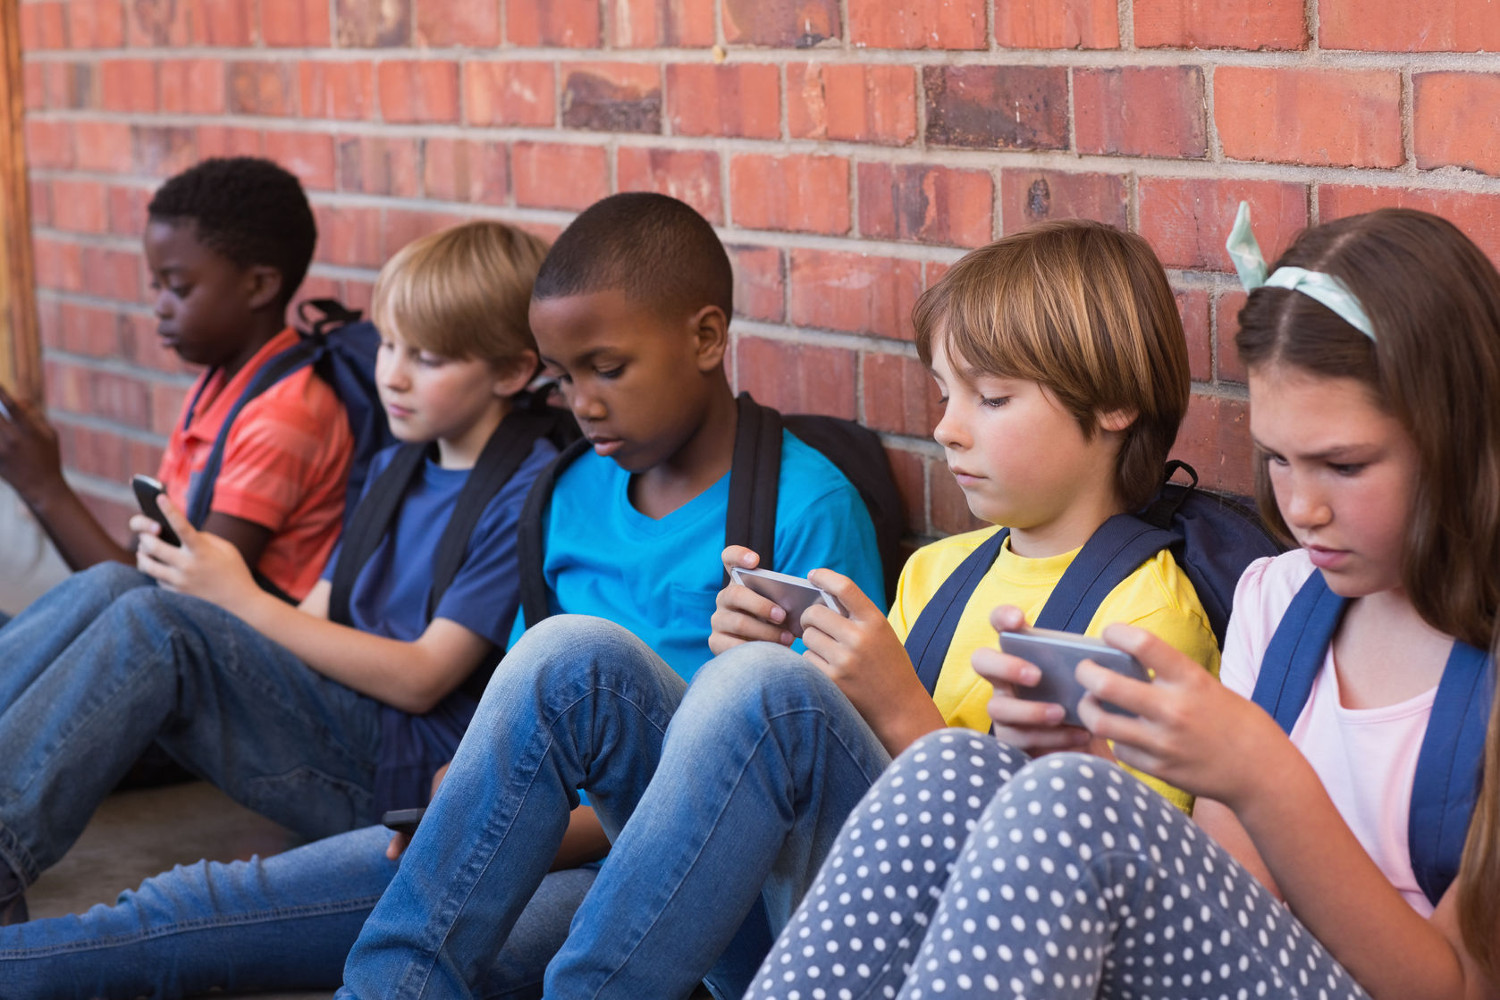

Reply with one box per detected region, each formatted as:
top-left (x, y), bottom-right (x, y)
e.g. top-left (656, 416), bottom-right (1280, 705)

top-left (74, 561), bottom-right (154, 602)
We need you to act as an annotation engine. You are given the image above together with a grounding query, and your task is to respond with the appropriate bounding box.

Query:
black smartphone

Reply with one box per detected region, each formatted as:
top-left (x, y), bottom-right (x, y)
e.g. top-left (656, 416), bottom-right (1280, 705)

top-left (381, 807), bottom-right (426, 836)
top-left (130, 474), bottom-right (181, 547)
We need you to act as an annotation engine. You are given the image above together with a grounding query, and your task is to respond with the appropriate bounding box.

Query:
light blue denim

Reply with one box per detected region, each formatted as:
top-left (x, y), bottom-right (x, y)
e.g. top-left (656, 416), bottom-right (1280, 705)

top-left (337, 614), bottom-right (894, 1000)
top-left (0, 824), bottom-right (596, 999)
top-left (0, 562), bottom-right (384, 886)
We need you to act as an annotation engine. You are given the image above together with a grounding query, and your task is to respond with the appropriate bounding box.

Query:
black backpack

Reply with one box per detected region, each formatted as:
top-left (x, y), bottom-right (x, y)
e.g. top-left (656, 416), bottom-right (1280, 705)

top-left (516, 392), bottom-right (906, 629)
top-left (903, 461), bottom-right (1284, 694)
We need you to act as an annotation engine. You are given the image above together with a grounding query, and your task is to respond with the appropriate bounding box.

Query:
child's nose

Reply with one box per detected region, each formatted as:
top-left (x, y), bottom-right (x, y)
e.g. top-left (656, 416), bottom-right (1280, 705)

top-left (567, 385), bottom-right (607, 423)
top-left (1281, 477), bottom-right (1331, 529)
top-left (932, 403), bottom-right (966, 451)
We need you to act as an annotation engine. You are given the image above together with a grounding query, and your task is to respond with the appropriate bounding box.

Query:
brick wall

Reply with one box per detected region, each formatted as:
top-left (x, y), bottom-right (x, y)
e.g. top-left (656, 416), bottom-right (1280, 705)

top-left (17, 0), bottom-right (1500, 540)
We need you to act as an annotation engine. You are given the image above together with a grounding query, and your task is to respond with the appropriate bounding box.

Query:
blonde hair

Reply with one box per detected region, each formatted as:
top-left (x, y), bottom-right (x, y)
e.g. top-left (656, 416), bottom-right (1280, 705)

top-left (913, 220), bottom-right (1190, 510)
top-left (371, 220), bottom-right (549, 367)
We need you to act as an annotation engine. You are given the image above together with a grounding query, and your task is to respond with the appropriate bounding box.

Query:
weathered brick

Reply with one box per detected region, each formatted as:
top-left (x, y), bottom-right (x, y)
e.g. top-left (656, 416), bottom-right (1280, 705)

top-left (45, 361), bottom-right (153, 430)
top-left (54, 301), bottom-right (122, 358)
top-left (1175, 288), bottom-right (1212, 382)
top-left (788, 64), bottom-right (917, 146)
top-left (29, 179), bottom-right (51, 228)
top-left (313, 203), bottom-right (385, 269)
top-left (383, 208), bottom-right (471, 258)
top-left (68, 0), bottom-right (126, 48)
top-left (1172, 395), bottom-right (1252, 495)
top-left (335, 0), bottom-right (411, 46)
top-left (126, 0), bottom-right (191, 46)
top-left (849, 0), bottom-right (986, 50)
top-left (84, 245), bottom-right (148, 302)
top-left (1138, 178), bottom-right (1308, 271)
top-left (723, 0), bottom-right (839, 46)
top-left (228, 61), bottom-right (298, 116)
top-left (1414, 73), bottom-right (1500, 176)
top-left (507, 0), bottom-right (600, 47)
top-left (32, 237), bottom-right (84, 293)
top-left (1215, 291), bottom-right (1248, 383)
top-left (23, 64), bottom-right (44, 112)
top-left (73, 121), bottom-right (135, 174)
top-left (858, 163), bottom-right (993, 247)
top-left (730, 154), bottom-right (850, 235)
top-left (40, 63), bottom-right (94, 111)
top-left (415, 0), bottom-right (501, 46)
top-left (49, 179), bottom-right (110, 234)
top-left (1215, 68), bottom-right (1402, 168)
top-left (160, 59), bottom-right (226, 116)
top-left (133, 125), bottom-right (199, 177)
top-left (463, 61), bottom-right (556, 127)
top-left (1135, 0), bottom-right (1307, 49)
top-left (300, 61), bottom-right (376, 121)
top-left (733, 337), bottom-right (857, 420)
top-left (930, 457), bottom-right (986, 535)
top-left (107, 185), bottom-right (153, 237)
top-left (995, 0), bottom-right (1119, 49)
top-left (99, 60), bottom-right (157, 113)
top-left (56, 422), bottom-right (164, 485)
top-left (666, 64), bottom-right (780, 139)
top-left (263, 131), bottom-right (337, 192)
top-left (884, 447), bottom-right (928, 536)
top-left (924, 66), bottom-right (1069, 150)
top-left (616, 148), bottom-right (723, 223)
top-left (861, 353), bottom-right (942, 436)
top-left (195, 125), bottom-right (264, 160)
top-left (999, 169), bottom-right (1128, 231)
top-left (1321, 0), bottom-right (1500, 52)
top-left (1074, 66), bottom-right (1207, 158)
top-left (1317, 185), bottom-right (1500, 264)
top-left (561, 63), bottom-right (662, 133)
top-left (24, 120), bottom-right (73, 171)
top-left (21, 2), bottom-right (68, 49)
top-left (512, 142), bottom-right (610, 210)
top-left (610, 0), bottom-right (715, 47)
top-left (789, 250), bottom-right (922, 340)
top-left (377, 61), bottom-right (460, 123)
top-left (726, 244), bottom-right (785, 322)
top-left (422, 138), bottom-right (508, 205)
top-left (191, 0), bottom-right (255, 45)
top-left (262, 0), bottom-right (332, 45)
top-left (337, 135), bottom-right (422, 197)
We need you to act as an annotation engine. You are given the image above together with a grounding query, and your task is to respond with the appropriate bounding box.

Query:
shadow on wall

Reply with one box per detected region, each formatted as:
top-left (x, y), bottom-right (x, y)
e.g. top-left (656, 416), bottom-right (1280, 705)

top-left (0, 483), bottom-right (68, 614)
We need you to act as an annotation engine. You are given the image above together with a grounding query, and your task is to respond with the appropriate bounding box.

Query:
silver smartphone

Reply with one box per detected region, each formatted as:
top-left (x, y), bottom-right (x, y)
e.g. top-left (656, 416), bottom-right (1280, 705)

top-left (999, 627), bottom-right (1149, 727)
top-left (729, 566), bottom-right (847, 638)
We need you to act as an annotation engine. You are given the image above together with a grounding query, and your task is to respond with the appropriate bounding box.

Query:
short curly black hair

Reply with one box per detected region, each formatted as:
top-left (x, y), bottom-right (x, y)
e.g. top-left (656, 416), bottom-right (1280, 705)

top-left (147, 157), bottom-right (317, 308)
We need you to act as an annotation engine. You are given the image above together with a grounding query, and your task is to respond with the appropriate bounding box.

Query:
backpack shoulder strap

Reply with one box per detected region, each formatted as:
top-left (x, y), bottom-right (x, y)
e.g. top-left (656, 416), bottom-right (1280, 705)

top-left (1410, 640), bottom-right (1493, 906)
top-left (327, 442), bottom-right (428, 627)
top-left (1031, 513), bottom-right (1178, 633)
top-left (725, 392), bottom-right (784, 580)
top-left (1249, 571), bottom-right (1345, 732)
top-left (903, 528), bottom-right (1010, 695)
top-left (517, 436), bottom-right (592, 630)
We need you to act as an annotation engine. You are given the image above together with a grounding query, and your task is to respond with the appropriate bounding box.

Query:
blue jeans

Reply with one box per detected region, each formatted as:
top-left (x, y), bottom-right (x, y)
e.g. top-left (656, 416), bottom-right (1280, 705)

top-left (0, 563), bottom-right (383, 885)
top-left (0, 824), bottom-right (596, 999)
top-left (338, 615), bottom-right (893, 1000)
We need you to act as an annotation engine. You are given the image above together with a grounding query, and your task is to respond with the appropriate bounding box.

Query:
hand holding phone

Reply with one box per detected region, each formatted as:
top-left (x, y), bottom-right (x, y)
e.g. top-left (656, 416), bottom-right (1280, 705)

top-left (999, 627), bottom-right (1149, 728)
top-left (729, 566), bottom-right (848, 638)
top-left (131, 474), bottom-right (182, 547)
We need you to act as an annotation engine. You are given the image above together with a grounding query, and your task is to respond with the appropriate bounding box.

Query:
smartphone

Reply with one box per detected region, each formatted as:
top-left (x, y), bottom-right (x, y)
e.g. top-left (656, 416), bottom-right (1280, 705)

top-left (130, 474), bottom-right (181, 547)
top-left (381, 807), bottom-right (426, 836)
top-left (998, 628), bottom-right (1150, 728)
top-left (730, 566), bottom-right (847, 638)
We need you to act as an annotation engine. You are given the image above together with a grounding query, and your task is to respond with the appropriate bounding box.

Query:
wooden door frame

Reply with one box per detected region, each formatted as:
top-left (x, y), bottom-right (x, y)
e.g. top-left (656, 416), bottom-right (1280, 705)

top-left (0, 0), bottom-right (40, 401)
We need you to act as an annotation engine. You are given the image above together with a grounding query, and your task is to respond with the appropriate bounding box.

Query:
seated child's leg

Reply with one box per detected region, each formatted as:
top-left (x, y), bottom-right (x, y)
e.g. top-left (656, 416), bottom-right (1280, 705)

top-left (339, 615), bottom-right (688, 1000)
top-left (545, 643), bottom-right (896, 1000)
top-left (0, 586), bottom-right (382, 887)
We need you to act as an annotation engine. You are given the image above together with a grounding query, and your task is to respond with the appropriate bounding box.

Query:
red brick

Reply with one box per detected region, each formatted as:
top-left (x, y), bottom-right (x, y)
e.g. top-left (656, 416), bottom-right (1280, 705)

top-left (107, 185), bottom-right (153, 237)
top-left (561, 63), bottom-right (662, 133)
top-left (40, 63), bottom-right (93, 111)
top-left (382, 208), bottom-right (470, 259)
top-left (464, 61), bottom-right (556, 127)
top-left (1215, 291), bottom-right (1248, 383)
top-left (45, 361), bottom-right (153, 430)
top-left (730, 154), bottom-right (850, 235)
top-left (422, 139), bottom-right (509, 205)
top-left (263, 131), bottom-right (337, 192)
top-left (1317, 185), bottom-right (1500, 264)
top-left (930, 457), bottom-right (986, 534)
top-left (22, 2), bottom-right (68, 49)
top-left (49, 180), bottom-right (109, 234)
top-left (1215, 68), bottom-right (1402, 168)
top-left (1414, 74), bottom-right (1500, 177)
top-left (884, 447), bottom-right (927, 536)
top-left (861, 353), bottom-right (942, 436)
top-left (72, 121), bottom-right (135, 174)
top-left (32, 237), bottom-right (85, 293)
top-left (126, 0), bottom-right (191, 45)
top-left (1074, 66), bottom-right (1207, 158)
top-left (23, 64), bottom-right (44, 112)
top-left (1135, 0), bottom-right (1307, 50)
top-left (132, 126), bottom-right (198, 177)
top-left (1175, 288), bottom-right (1212, 382)
top-left (858, 163), bottom-right (992, 247)
top-left (300, 61), bottom-right (376, 121)
top-left (24, 120), bottom-right (73, 170)
top-left (1172, 394), bottom-right (1252, 495)
top-left (228, 61), bottom-right (298, 116)
top-left (849, 0), bottom-right (986, 49)
top-left (512, 142), bottom-right (609, 211)
top-left (260, 0), bottom-right (331, 44)
top-left (68, 0), bottom-right (126, 47)
top-left (616, 148), bottom-right (723, 223)
top-left (1138, 178), bottom-right (1307, 271)
top-left (160, 59), bottom-right (226, 116)
top-left (190, 0), bottom-right (256, 45)
top-left (377, 61), bottom-right (460, 123)
top-left (788, 250), bottom-right (922, 340)
top-left (313, 204), bottom-right (385, 269)
top-left (84, 245), bottom-right (147, 301)
top-left (195, 125), bottom-right (265, 159)
top-left (507, 0), bottom-right (600, 46)
top-left (726, 245), bottom-right (784, 322)
top-left (337, 136), bottom-right (422, 197)
top-left (334, 0), bottom-right (411, 46)
top-left (999, 169), bottom-right (1128, 231)
top-left (29, 179), bottom-right (51, 228)
top-left (788, 64), bottom-right (917, 146)
top-left (995, 0), bottom-right (1119, 48)
top-left (56, 423), bottom-right (164, 485)
top-left (610, 0), bottom-right (715, 47)
top-left (924, 66), bottom-right (1069, 150)
top-left (722, 0), bottom-right (837, 46)
top-left (415, 0), bottom-right (500, 46)
top-left (53, 302), bottom-right (122, 358)
top-left (733, 337), bottom-right (857, 420)
top-left (666, 64), bottom-right (780, 139)
top-left (1321, 0), bottom-right (1500, 52)
top-left (340, 278), bottom-right (376, 312)
top-left (98, 60), bottom-right (157, 113)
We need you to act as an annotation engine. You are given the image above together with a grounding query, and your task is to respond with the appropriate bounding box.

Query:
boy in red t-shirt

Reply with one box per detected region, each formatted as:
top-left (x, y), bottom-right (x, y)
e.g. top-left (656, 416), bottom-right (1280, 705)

top-left (0, 157), bottom-right (350, 601)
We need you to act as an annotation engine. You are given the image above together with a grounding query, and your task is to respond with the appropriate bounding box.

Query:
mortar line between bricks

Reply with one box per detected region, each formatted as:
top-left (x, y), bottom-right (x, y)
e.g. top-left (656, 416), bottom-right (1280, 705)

top-left (39, 347), bottom-right (197, 385)
top-left (45, 409), bottom-right (171, 446)
top-left (733, 319), bottom-right (920, 356)
top-left (60, 469), bottom-right (137, 505)
top-left (34, 287), bottom-right (154, 313)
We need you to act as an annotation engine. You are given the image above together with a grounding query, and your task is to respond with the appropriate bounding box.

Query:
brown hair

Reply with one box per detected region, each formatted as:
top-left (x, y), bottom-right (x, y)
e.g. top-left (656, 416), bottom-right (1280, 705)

top-left (371, 220), bottom-right (549, 367)
top-left (1235, 208), bottom-right (1500, 977)
top-left (913, 220), bottom-right (1190, 510)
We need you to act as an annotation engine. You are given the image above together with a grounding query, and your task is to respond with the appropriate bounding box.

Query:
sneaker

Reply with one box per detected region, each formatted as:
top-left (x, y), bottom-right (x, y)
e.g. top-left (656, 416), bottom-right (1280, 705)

top-left (0, 862), bottom-right (25, 926)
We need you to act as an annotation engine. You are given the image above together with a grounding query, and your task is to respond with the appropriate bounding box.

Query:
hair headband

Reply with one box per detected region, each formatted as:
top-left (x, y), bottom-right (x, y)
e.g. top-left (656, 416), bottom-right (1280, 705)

top-left (1225, 201), bottom-right (1376, 341)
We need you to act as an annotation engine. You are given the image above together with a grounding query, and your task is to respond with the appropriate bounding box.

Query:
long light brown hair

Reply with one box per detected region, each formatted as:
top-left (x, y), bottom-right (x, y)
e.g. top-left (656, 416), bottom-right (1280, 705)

top-left (1236, 209), bottom-right (1500, 978)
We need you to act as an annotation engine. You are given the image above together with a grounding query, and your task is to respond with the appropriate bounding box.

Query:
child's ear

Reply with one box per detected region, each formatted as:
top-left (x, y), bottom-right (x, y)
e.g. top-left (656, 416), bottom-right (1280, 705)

top-left (689, 304), bottom-right (729, 372)
top-left (491, 350), bottom-right (540, 399)
top-left (1096, 408), bottom-right (1138, 434)
top-left (244, 265), bottom-right (284, 312)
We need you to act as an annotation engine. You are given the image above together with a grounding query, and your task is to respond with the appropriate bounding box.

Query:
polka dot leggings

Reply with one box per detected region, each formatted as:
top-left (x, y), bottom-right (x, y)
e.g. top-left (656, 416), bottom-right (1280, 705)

top-left (743, 729), bottom-right (1370, 1000)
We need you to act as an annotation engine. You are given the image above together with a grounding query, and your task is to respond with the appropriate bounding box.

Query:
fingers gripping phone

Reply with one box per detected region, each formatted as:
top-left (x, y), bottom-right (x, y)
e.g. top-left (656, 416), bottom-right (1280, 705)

top-left (999, 628), bottom-right (1150, 728)
top-left (131, 474), bottom-right (182, 547)
top-left (730, 567), bottom-right (848, 638)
